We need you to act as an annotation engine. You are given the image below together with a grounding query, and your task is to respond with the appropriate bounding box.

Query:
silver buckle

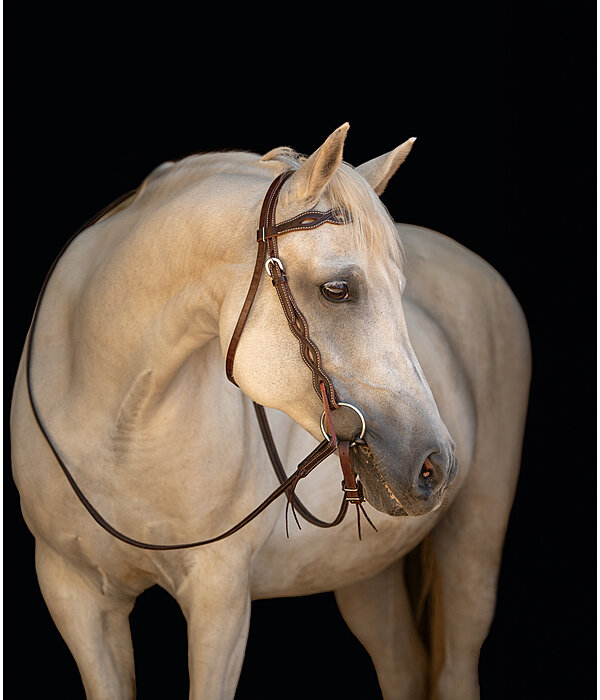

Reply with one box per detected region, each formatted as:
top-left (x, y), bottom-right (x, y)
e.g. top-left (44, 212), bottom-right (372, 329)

top-left (265, 257), bottom-right (285, 277)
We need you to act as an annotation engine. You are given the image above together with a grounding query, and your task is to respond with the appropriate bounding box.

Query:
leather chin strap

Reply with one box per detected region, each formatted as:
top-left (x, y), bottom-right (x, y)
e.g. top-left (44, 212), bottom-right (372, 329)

top-left (24, 172), bottom-right (375, 552)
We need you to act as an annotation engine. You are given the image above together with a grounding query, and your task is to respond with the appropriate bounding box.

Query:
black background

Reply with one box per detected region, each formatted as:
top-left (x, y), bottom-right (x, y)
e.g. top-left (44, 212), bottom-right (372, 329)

top-left (4, 3), bottom-right (595, 698)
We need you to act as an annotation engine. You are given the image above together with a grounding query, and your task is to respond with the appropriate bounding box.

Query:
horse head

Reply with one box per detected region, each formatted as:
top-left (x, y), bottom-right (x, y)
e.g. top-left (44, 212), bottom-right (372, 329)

top-left (222, 124), bottom-right (458, 517)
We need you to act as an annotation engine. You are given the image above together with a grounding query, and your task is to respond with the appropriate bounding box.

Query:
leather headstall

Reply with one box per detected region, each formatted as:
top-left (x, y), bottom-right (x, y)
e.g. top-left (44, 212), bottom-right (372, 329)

top-left (226, 170), bottom-right (341, 409)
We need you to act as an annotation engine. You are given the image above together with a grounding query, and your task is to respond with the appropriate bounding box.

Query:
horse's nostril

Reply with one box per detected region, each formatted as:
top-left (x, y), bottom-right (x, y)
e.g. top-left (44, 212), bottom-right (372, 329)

top-left (415, 454), bottom-right (446, 498)
top-left (421, 458), bottom-right (433, 479)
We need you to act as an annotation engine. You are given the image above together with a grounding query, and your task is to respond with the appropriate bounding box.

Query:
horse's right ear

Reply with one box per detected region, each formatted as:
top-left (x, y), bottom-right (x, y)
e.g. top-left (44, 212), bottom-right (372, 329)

top-left (283, 123), bottom-right (350, 205)
top-left (356, 137), bottom-right (417, 195)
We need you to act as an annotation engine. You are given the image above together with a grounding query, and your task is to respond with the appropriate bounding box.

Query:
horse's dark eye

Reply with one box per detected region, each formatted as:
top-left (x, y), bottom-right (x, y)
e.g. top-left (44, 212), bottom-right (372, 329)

top-left (321, 281), bottom-right (350, 302)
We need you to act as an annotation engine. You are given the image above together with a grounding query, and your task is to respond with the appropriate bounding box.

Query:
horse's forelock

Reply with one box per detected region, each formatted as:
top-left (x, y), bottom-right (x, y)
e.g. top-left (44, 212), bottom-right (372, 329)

top-left (326, 162), bottom-right (404, 269)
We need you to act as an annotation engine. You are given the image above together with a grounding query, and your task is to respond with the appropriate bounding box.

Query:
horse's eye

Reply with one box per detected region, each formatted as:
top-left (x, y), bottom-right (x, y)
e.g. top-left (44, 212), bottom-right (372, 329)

top-left (321, 281), bottom-right (350, 302)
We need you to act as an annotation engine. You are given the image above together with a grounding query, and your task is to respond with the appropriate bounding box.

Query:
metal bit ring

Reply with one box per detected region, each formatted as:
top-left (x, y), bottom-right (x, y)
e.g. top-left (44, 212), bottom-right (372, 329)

top-left (320, 402), bottom-right (366, 447)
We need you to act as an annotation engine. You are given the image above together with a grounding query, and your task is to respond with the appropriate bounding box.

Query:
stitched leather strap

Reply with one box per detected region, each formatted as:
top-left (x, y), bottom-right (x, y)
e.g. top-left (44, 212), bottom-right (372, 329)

top-left (225, 171), bottom-right (342, 410)
top-left (258, 210), bottom-right (340, 240)
top-left (339, 441), bottom-right (360, 501)
top-left (225, 173), bottom-right (292, 386)
top-left (339, 439), bottom-right (377, 539)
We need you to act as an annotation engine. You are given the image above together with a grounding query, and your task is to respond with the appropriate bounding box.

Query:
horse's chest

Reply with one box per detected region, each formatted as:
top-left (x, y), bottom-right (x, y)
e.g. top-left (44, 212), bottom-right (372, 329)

top-left (250, 507), bottom-right (440, 599)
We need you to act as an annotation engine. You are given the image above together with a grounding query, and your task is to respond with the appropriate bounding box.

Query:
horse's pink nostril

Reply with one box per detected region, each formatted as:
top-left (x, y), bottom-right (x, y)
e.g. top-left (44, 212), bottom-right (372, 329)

top-left (421, 458), bottom-right (433, 479)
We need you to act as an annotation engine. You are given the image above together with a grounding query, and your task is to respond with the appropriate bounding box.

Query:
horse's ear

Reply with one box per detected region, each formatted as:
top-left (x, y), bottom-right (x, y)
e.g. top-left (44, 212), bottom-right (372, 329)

top-left (284, 123), bottom-right (350, 204)
top-left (356, 137), bottom-right (417, 195)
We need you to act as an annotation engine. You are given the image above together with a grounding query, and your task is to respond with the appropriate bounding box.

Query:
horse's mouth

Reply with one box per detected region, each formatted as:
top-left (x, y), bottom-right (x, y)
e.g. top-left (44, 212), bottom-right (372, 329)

top-left (354, 443), bottom-right (409, 516)
top-left (352, 440), bottom-right (456, 517)
top-left (375, 478), bottom-right (409, 516)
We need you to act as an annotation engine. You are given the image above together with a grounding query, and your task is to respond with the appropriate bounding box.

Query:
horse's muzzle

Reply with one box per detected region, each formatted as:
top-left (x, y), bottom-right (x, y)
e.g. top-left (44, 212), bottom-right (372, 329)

top-left (353, 437), bottom-right (459, 517)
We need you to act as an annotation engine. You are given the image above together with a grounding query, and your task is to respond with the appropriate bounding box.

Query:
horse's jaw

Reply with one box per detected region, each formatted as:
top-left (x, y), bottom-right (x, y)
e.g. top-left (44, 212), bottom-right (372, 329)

top-left (353, 438), bottom-right (459, 517)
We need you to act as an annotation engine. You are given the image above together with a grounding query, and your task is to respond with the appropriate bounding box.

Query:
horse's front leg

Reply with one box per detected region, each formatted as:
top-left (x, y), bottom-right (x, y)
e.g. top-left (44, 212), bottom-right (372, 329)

top-left (174, 547), bottom-right (252, 700)
top-left (35, 539), bottom-right (137, 699)
top-left (335, 557), bottom-right (428, 699)
top-left (428, 435), bottom-right (525, 699)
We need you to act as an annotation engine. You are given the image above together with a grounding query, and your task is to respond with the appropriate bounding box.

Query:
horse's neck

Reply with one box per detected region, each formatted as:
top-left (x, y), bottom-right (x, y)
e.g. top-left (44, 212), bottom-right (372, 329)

top-left (39, 168), bottom-right (264, 452)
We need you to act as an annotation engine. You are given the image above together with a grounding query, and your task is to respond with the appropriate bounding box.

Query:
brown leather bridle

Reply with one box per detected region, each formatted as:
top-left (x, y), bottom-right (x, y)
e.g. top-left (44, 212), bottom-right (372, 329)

top-left (226, 171), bottom-right (341, 407)
top-left (25, 171), bottom-right (375, 550)
top-left (226, 171), bottom-right (375, 536)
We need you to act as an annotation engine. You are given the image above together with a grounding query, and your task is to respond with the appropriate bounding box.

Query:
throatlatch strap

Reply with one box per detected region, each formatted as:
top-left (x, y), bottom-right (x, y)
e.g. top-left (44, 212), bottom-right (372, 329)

top-left (226, 172), bottom-right (293, 386)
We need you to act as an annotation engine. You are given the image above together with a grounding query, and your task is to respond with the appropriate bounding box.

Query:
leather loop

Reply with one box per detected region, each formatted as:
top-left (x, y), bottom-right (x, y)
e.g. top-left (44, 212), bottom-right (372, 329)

top-left (339, 441), bottom-right (361, 503)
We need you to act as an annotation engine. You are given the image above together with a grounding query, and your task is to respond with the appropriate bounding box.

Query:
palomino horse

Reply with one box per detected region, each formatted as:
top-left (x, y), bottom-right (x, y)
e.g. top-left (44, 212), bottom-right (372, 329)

top-left (11, 124), bottom-right (531, 699)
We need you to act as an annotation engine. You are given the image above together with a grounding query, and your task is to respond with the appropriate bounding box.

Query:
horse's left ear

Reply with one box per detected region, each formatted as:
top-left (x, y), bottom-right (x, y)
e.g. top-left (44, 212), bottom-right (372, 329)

top-left (356, 137), bottom-right (417, 195)
top-left (283, 123), bottom-right (350, 204)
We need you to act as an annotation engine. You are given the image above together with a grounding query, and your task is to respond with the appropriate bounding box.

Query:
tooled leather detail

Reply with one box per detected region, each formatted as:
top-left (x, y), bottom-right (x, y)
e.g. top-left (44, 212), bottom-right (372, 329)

top-left (267, 235), bottom-right (338, 408)
top-left (258, 209), bottom-right (344, 240)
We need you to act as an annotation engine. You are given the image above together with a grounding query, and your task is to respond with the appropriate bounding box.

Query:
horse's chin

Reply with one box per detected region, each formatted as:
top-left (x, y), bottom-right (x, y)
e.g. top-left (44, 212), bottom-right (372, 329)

top-left (362, 484), bottom-right (409, 517)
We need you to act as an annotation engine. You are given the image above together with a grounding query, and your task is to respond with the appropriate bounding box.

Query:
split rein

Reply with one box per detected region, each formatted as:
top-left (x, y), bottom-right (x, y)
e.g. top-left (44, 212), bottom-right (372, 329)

top-left (25, 172), bottom-right (376, 551)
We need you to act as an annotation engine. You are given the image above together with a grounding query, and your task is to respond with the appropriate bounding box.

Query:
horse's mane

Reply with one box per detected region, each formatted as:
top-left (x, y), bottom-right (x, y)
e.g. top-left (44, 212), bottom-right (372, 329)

top-left (261, 147), bottom-right (404, 269)
top-left (114, 147), bottom-right (404, 269)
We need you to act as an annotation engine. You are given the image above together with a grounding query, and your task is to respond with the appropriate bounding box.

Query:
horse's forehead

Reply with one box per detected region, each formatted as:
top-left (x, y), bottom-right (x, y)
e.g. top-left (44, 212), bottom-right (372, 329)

top-left (280, 224), bottom-right (398, 282)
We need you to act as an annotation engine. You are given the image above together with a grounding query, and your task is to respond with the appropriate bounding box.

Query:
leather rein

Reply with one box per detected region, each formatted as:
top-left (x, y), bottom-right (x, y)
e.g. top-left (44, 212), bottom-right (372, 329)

top-left (25, 171), bottom-right (375, 550)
